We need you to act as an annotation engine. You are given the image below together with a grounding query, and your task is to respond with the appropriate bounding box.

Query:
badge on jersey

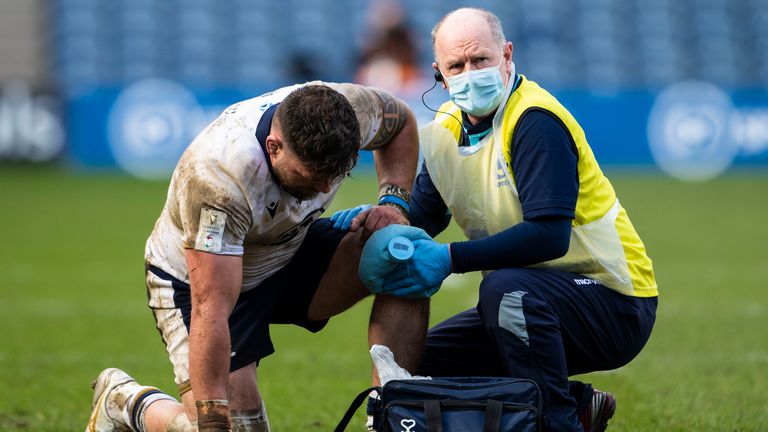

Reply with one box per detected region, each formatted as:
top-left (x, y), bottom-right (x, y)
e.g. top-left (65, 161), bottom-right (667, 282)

top-left (195, 208), bottom-right (227, 253)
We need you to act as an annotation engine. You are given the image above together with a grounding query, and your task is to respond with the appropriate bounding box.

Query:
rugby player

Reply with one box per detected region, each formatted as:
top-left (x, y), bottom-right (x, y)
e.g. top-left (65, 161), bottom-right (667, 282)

top-left (86, 83), bottom-right (424, 432)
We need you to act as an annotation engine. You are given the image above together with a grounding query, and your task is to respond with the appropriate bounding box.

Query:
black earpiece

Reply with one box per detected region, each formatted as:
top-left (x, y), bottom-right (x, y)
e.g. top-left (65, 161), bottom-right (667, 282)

top-left (421, 73), bottom-right (468, 145)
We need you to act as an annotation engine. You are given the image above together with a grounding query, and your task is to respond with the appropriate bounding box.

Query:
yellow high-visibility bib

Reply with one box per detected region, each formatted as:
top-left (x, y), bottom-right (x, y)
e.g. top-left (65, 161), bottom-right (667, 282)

top-left (420, 75), bottom-right (657, 297)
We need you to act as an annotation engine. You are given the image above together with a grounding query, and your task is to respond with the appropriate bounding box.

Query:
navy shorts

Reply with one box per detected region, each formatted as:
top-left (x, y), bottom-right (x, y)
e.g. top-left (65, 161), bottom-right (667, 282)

top-left (148, 218), bottom-right (347, 383)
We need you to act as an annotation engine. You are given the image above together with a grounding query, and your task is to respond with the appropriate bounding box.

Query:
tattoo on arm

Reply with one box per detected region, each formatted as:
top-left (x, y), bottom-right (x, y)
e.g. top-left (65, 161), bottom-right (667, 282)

top-left (368, 89), bottom-right (408, 149)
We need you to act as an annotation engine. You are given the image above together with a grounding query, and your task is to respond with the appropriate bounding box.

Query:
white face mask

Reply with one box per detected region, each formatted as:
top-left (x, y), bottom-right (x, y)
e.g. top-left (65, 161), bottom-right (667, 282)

top-left (444, 53), bottom-right (510, 117)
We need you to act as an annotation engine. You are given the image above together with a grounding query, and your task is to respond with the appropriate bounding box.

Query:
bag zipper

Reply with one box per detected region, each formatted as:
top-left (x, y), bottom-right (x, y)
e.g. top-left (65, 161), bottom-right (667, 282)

top-left (387, 379), bottom-right (536, 391)
top-left (384, 399), bottom-right (539, 414)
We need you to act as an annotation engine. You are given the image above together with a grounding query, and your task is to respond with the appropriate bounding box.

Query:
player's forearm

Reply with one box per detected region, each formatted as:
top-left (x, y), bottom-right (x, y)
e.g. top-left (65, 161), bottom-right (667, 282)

top-left (188, 292), bottom-right (236, 431)
top-left (373, 109), bottom-right (419, 192)
top-left (189, 308), bottom-right (232, 401)
top-left (185, 250), bottom-right (242, 428)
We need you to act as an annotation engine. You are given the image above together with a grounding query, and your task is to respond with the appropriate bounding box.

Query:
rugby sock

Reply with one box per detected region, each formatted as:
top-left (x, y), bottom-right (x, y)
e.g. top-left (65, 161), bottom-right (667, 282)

top-left (122, 387), bottom-right (177, 432)
top-left (231, 404), bottom-right (270, 432)
top-left (166, 412), bottom-right (195, 432)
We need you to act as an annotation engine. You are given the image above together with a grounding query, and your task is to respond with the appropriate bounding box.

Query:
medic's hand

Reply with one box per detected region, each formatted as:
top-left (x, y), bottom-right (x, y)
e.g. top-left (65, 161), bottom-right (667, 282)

top-left (330, 204), bottom-right (372, 231)
top-left (358, 224), bottom-right (430, 294)
top-left (358, 224), bottom-right (452, 298)
top-left (381, 236), bottom-right (451, 298)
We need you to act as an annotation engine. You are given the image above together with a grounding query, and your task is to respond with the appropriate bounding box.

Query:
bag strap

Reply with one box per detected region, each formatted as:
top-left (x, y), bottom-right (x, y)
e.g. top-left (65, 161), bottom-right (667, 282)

top-left (483, 399), bottom-right (503, 432)
top-left (334, 387), bottom-right (379, 432)
top-left (424, 399), bottom-right (443, 432)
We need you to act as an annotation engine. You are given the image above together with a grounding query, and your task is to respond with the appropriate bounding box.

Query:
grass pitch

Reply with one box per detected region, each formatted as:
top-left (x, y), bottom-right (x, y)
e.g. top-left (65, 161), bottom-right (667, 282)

top-left (0, 166), bottom-right (766, 431)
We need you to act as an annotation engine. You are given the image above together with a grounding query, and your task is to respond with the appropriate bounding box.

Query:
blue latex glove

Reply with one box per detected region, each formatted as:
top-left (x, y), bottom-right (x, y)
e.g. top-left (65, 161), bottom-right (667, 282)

top-left (358, 224), bottom-right (451, 298)
top-left (381, 238), bottom-right (451, 298)
top-left (381, 265), bottom-right (442, 298)
top-left (330, 204), bottom-right (372, 231)
top-left (358, 224), bottom-right (431, 294)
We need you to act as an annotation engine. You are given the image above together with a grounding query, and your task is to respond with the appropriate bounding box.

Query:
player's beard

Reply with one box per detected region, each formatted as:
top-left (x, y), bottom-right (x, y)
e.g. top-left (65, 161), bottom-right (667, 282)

top-left (271, 163), bottom-right (320, 201)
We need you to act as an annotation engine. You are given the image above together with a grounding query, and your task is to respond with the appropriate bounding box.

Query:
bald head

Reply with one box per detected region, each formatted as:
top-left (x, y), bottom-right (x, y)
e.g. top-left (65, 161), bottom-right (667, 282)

top-left (431, 8), bottom-right (513, 122)
top-left (431, 8), bottom-right (506, 63)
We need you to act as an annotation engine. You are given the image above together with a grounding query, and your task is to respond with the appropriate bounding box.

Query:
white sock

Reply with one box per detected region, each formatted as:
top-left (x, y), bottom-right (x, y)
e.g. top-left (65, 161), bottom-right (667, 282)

top-left (231, 403), bottom-right (270, 432)
top-left (122, 387), bottom-right (177, 431)
top-left (166, 412), bottom-right (195, 432)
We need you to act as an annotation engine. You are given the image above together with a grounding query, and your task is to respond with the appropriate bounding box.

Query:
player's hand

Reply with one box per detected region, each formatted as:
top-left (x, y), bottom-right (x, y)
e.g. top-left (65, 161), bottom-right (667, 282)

top-left (330, 204), bottom-right (372, 231)
top-left (381, 237), bottom-right (451, 298)
top-left (351, 205), bottom-right (409, 243)
top-left (358, 224), bottom-right (430, 294)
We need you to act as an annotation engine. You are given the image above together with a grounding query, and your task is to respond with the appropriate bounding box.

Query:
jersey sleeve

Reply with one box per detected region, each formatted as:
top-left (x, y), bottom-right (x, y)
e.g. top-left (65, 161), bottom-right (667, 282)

top-left (324, 82), bottom-right (409, 151)
top-left (175, 154), bottom-right (253, 256)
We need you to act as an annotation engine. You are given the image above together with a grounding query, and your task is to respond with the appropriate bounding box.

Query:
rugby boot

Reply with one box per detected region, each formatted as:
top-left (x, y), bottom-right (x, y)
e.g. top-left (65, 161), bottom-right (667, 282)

top-left (85, 368), bottom-right (155, 432)
top-left (579, 389), bottom-right (617, 432)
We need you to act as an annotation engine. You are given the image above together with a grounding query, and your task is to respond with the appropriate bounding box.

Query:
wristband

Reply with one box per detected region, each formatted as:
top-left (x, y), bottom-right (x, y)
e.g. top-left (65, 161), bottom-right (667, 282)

top-left (196, 399), bottom-right (231, 432)
top-left (378, 194), bottom-right (410, 213)
top-left (378, 183), bottom-right (411, 203)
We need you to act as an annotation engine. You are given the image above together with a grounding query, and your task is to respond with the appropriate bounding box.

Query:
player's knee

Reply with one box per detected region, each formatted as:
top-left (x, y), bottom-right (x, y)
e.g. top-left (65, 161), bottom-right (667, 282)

top-left (329, 229), bottom-right (365, 272)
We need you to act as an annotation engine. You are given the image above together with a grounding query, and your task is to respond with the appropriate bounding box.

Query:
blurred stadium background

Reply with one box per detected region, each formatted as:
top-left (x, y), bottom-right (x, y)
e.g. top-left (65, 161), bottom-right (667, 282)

top-left (3, 0), bottom-right (768, 178)
top-left (1, 0), bottom-right (767, 430)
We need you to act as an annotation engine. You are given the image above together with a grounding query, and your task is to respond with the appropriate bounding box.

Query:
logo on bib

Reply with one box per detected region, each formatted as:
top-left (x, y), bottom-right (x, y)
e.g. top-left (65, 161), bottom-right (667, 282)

top-left (496, 159), bottom-right (510, 187)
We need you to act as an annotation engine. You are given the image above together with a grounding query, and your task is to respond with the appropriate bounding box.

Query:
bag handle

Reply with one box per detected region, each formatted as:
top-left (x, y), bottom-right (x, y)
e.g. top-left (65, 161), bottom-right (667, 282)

top-left (425, 399), bottom-right (503, 432)
top-left (424, 399), bottom-right (443, 432)
top-left (483, 399), bottom-right (503, 432)
top-left (334, 386), bottom-right (379, 432)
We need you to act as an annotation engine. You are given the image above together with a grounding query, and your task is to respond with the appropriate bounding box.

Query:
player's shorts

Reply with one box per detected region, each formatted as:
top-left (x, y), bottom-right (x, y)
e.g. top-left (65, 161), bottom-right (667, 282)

top-left (145, 218), bottom-right (346, 395)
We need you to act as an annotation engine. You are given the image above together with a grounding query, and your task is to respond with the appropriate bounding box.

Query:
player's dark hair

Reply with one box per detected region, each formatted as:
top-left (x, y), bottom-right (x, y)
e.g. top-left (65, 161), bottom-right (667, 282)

top-left (275, 85), bottom-right (360, 182)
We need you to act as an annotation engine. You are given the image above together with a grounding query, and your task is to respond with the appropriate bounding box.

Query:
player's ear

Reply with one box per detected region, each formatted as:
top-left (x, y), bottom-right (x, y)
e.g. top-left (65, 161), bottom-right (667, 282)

top-left (266, 136), bottom-right (282, 155)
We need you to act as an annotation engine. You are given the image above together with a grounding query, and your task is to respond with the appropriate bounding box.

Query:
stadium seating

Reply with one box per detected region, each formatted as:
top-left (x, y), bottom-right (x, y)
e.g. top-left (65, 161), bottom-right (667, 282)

top-left (49, 0), bottom-right (768, 92)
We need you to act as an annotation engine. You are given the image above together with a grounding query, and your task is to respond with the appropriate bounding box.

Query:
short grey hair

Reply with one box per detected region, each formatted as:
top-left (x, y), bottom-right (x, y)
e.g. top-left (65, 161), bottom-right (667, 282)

top-left (431, 7), bottom-right (506, 61)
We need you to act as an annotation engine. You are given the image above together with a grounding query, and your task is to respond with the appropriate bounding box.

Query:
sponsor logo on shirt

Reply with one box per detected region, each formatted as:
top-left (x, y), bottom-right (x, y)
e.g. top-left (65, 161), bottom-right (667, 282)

top-left (573, 278), bottom-right (602, 286)
top-left (268, 208), bottom-right (324, 246)
top-left (266, 200), bottom-right (279, 218)
top-left (195, 208), bottom-right (227, 253)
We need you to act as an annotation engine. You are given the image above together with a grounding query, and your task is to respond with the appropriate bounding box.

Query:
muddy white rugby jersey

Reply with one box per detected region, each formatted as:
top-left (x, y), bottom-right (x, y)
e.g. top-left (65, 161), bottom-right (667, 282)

top-left (145, 82), bottom-right (384, 301)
